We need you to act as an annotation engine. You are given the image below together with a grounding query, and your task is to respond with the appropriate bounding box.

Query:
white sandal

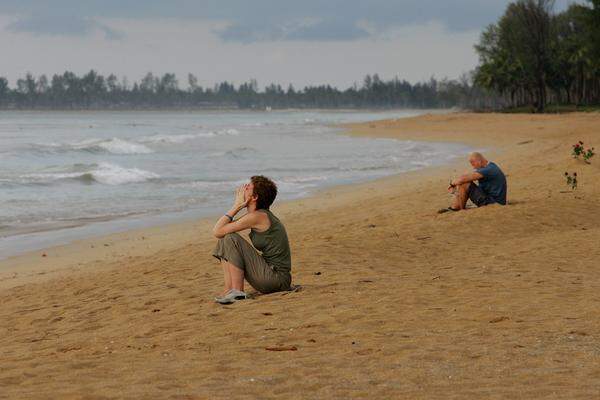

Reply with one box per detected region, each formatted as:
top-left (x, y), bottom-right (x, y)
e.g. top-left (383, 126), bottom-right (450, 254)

top-left (215, 289), bottom-right (247, 304)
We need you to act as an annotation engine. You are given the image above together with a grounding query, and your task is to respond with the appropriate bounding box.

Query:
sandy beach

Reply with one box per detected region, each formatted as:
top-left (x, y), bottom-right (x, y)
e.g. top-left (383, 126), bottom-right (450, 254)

top-left (2, 112), bottom-right (600, 399)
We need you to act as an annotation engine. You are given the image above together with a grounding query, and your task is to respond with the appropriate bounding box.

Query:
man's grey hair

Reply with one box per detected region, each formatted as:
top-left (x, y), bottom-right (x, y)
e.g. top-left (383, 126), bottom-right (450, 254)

top-left (469, 152), bottom-right (486, 160)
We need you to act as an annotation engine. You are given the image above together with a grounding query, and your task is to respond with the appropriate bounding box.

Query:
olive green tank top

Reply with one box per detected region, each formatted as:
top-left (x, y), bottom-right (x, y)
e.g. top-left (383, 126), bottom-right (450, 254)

top-left (249, 209), bottom-right (291, 274)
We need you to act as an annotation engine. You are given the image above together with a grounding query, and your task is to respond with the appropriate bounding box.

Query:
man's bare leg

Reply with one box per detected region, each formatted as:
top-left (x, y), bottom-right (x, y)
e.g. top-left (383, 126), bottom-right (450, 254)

top-left (451, 182), bottom-right (471, 210)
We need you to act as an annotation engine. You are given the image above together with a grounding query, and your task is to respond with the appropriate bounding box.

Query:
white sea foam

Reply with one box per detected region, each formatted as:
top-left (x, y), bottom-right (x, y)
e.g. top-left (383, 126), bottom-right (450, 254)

top-left (169, 179), bottom-right (247, 190)
top-left (140, 128), bottom-right (239, 144)
top-left (140, 132), bottom-right (216, 144)
top-left (207, 146), bottom-right (259, 159)
top-left (33, 138), bottom-right (154, 155)
top-left (20, 163), bottom-right (159, 185)
top-left (86, 138), bottom-right (154, 154)
top-left (281, 176), bottom-right (328, 183)
top-left (88, 163), bottom-right (159, 185)
top-left (221, 128), bottom-right (240, 135)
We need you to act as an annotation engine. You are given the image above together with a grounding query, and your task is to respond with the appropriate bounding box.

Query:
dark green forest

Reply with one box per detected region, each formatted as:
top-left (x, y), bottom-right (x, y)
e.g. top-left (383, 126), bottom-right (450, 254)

top-left (0, 0), bottom-right (598, 112)
top-left (0, 71), bottom-right (497, 111)
top-left (474, 0), bottom-right (600, 112)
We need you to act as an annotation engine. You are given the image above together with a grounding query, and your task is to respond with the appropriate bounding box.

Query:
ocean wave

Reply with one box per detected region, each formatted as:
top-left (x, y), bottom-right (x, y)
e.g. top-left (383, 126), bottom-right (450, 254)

top-left (0, 177), bottom-right (16, 188)
top-left (208, 146), bottom-right (259, 159)
top-left (25, 127), bottom-right (242, 155)
top-left (275, 181), bottom-right (321, 192)
top-left (223, 146), bottom-right (258, 158)
top-left (221, 128), bottom-right (240, 135)
top-left (90, 138), bottom-right (154, 154)
top-left (19, 163), bottom-right (159, 185)
top-left (140, 132), bottom-right (216, 144)
top-left (140, 128), bottom-right (239, 144)
top-left (280, 176), bottom-right (328, 184)
top-left (31, 138), bottom-right (154, 155)
top-left (170, 177), bottom-right (321, 193)
top-left (169, 179), bottom-right (248, 190)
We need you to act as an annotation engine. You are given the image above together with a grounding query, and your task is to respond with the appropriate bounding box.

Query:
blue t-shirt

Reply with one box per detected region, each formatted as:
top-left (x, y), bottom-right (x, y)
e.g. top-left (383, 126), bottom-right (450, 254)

top-left (476, 162), bottom-right (507, 205)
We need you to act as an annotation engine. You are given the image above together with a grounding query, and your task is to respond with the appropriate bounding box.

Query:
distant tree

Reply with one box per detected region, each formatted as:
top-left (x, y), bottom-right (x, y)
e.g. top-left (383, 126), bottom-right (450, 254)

top-left (514, 0), bottom-right (555, 112)
top-left (107, 74), bottom-right (119, 92)
top-left (475, 0), bottom-right (600, 110)
top-left (585, 0), bottom-right (600, 60)
top-left (158, 73), bottom-right (178, 93)
top-left (550, 5), bottom-right (589, 104)
top-left (120, 76), bottom-right (129, 91)
top-left (475, 0), bottom-right (556, 111)
top-left (36, 75), bottom-right (49, 94)
top-left (286, 84), bottom-right (295, 95)
top-left (140, 72), bottom-right (156, 92)
top-left (188, 73), bottom-right (199, 92)
top-left (17, 72), bottom-right (36, 95)
top-left (0, 77), bottom-right (9, 105)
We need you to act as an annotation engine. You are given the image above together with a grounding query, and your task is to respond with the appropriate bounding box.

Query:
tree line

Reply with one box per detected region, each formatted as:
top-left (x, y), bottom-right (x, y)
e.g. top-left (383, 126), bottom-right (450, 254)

top-left (474, 0), bottom-right (600, 112)
top-left (0, 70), bottom-right (501, 110)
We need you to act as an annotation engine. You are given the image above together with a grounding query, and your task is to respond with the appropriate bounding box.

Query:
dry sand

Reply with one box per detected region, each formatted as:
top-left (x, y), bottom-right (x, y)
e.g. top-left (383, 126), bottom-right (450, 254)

top-left (1, 112), bottom-right (600, 399)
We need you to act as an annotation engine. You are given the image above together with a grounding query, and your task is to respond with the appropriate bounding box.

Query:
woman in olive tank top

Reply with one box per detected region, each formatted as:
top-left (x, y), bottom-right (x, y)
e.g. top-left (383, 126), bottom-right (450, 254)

top-left (212, 176), bottom-right (292, 304)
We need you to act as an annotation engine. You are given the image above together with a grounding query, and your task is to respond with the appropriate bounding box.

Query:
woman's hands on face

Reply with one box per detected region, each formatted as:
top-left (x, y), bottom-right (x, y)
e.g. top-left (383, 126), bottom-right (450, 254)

top-left (233, 184), bottom-right (249, 210)
top-left (215, 184), bottom-right (251, 236)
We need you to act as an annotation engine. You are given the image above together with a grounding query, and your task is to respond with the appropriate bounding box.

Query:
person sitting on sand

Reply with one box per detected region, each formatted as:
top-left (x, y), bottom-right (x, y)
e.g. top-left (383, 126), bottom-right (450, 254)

top-left (440, 152), bottom-right (507, 212)
top-left (212, 175), bottom-right (292, 304)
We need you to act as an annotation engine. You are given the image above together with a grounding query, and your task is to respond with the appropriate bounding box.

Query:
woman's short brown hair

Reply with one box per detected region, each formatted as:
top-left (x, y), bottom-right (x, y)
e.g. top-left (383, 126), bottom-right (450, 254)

top-left (251, 175), bottom-right (278, 210)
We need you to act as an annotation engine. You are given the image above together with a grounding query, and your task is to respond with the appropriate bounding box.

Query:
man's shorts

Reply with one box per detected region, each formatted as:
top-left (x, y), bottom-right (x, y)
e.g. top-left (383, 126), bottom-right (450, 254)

top-left (467, 183), bottom-right (496, 207)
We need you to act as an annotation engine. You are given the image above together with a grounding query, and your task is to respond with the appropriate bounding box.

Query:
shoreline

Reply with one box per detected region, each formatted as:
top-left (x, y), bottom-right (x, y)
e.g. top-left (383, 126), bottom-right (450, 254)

top-left (0, 111), bottom-right (467, 283)
top-left (0, 133), bottom-right (470, 289)
top-left (2, 111), bottom-right (600, 398)
top-left (0, 150), bottom-right (462, 263)
top-left (0, 111), bottom-right (593, 284)
top-left (0, 108), bottom-right (454, 260)
top-left (0, 107), bottom-right (456, 113)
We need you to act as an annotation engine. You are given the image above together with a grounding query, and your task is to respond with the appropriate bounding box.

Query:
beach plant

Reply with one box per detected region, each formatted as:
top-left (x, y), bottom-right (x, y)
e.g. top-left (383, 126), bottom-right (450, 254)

top-left (583, 147), bottom-right (595, 163)
top-left (572, 141), bottom-right (595, 163)
top-left (572, 141), bottom-right (584, 158)
top-left (564, 172), bottom-right (578, 190)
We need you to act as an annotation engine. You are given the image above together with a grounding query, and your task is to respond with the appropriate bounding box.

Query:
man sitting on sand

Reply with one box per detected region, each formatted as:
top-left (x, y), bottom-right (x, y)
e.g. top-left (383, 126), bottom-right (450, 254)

top-left (440, 152), bottom-right (507, 212)
top-left (212, 176), bottom-right (292, 304)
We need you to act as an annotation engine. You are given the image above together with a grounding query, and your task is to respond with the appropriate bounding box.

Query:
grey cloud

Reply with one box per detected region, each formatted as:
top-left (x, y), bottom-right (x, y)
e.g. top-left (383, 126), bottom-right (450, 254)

top-left (217, 18), bottom-right (370, 43)
top-left (7, 14), bottom-right (124, 39)
top-left (286, 20), bottom-right (370, 41)
top-left (0, 0), bottom-right (578, 42)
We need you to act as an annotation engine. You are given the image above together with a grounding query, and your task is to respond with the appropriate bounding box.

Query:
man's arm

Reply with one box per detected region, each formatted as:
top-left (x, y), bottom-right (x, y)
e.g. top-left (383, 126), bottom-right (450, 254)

top-left (451, 171), bottom-right (484, 187)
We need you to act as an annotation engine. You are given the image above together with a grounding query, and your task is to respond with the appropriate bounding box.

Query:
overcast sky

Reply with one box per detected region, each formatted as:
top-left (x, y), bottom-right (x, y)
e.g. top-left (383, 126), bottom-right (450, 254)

top-left (0, 0), bottom-right (577, 89)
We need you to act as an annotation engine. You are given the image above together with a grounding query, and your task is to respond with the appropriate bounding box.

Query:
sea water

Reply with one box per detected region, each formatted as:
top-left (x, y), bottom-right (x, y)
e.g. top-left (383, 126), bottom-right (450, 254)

top-left (0, 110), bottom-right (469, 258)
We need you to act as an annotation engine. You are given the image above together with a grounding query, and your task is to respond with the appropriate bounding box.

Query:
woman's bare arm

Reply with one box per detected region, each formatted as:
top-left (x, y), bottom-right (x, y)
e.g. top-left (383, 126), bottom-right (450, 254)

top-left (213, 212), bottom-right (261, 238)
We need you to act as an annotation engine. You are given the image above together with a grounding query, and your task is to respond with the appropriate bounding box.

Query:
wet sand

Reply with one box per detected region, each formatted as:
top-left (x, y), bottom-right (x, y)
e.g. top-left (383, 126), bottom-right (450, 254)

top-left (1, 112), bottom-right (600, 399)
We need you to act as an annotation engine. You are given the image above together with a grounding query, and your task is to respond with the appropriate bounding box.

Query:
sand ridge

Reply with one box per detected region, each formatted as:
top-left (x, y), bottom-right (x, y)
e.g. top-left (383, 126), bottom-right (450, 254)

top-left (1, 112), bottom-right (600, 399)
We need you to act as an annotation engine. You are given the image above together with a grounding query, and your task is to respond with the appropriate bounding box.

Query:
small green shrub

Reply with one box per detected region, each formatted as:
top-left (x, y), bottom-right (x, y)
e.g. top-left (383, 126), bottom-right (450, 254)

top-left (564, 172), bottom-right (578, 190)
top-left (572, 141), bottom-right (595, 163)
